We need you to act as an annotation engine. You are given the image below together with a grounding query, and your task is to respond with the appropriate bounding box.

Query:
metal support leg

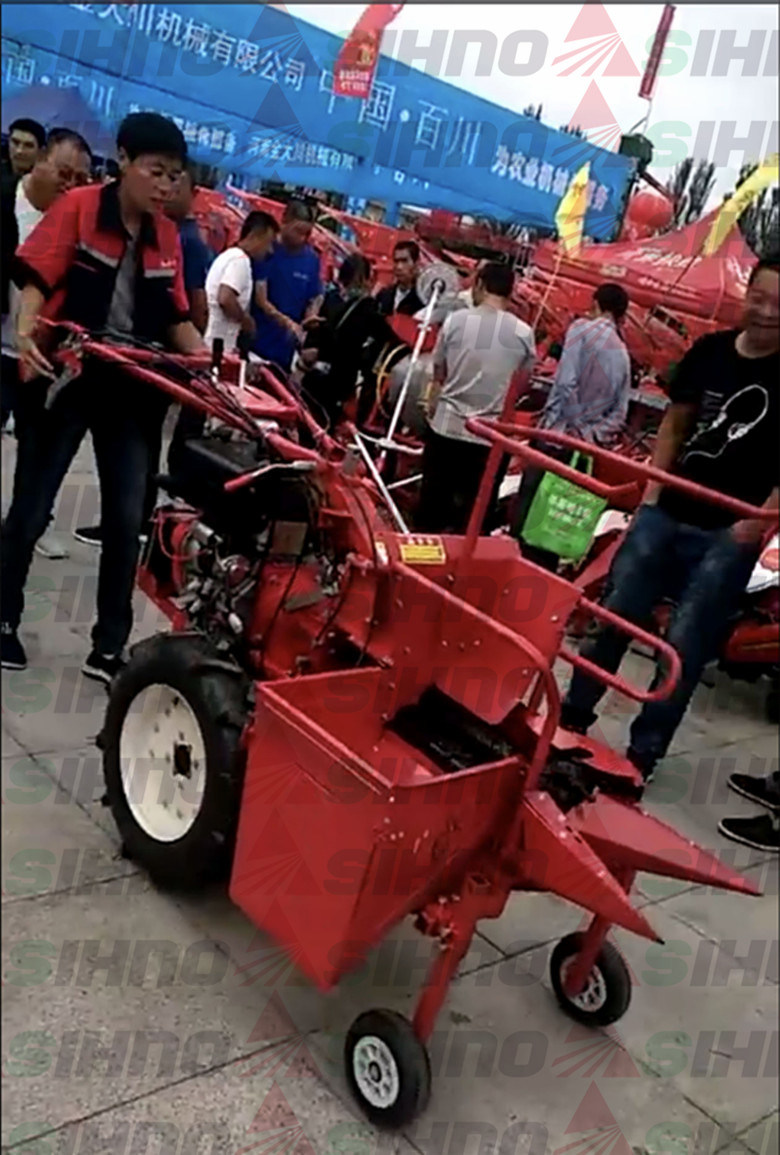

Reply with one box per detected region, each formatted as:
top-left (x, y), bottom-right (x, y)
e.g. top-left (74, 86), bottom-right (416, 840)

top-left (412, 931), bottom-right (473, 1043)
top-left (563, 868), bottom-right (635, 998)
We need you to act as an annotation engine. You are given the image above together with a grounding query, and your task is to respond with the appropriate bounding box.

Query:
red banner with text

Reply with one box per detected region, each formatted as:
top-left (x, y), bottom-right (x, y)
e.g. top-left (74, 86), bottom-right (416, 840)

top-left (333, 4), bottom-right (404, 99)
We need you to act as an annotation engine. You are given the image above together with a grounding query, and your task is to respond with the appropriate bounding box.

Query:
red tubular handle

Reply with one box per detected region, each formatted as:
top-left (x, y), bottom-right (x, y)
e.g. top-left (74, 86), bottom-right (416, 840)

top-left (254, 364), bottom-right (339, 457)
top-left (467, 417), bottom-right (778, 523)
top-left (264, 431), bottom-right (323, 464)
top-left (561, 595), bottom-right (683, 704)
top-left (468, 424), bottom-right (640, 503)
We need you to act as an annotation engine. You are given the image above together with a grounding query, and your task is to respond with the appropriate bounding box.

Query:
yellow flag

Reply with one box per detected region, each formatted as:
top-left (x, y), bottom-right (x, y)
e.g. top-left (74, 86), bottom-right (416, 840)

top-left (555, 162), bottom-right (591, 255)
top-left (702, 153), bottom-right (779, 256)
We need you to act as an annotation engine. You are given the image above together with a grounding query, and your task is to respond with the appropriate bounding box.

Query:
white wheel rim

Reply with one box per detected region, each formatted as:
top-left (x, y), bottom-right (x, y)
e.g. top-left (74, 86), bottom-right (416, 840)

top-left (352, 1036), bottom-right (400, 1109)
top-left (119, 683), bottom-right (207, 842)
top-left (561, 958), bottom-right (608, 1012)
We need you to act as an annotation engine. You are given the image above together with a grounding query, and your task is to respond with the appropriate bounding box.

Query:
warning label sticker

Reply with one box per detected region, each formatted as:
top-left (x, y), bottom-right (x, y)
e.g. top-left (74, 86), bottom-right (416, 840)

top-left (399, 537), bottom-right (447, 565)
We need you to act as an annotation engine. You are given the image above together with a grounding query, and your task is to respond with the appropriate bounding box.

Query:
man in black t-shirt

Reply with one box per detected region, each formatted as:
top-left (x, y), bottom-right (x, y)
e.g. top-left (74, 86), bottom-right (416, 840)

top-left (561, 256), bottom-right (779, 781)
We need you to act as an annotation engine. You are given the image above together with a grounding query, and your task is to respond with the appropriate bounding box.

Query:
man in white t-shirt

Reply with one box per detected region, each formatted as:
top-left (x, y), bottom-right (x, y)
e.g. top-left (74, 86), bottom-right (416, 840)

top-left (204, 210), bottom-right (278, 352)
top-left (1, 128), bottom-right (92, 558)
top-left (2, 128), bottom-right (93, 352)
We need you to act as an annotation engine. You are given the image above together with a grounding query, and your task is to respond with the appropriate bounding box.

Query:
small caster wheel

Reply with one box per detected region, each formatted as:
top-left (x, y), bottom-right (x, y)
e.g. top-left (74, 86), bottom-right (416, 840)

top-left (345, 1008), bottom-right (431, 1129)
top-left (550, 932), bottom-right (631, 1026)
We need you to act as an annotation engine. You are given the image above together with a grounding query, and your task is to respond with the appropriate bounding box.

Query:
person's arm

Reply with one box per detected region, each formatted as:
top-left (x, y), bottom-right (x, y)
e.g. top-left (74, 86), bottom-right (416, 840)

top-left (641, 402), bottom-right (698, 504)
top-left (594, 353), bottom-right (632, 445)
top-left (731, 487), bottom-right (779, 546)
top-left (14, 190), bottom-right (81, 378)
top-left (254, 279), bottom-right (303, 343)
top-left (169, 319), bottom-right (205, 355)
top-left (303, 291), bottom-right (324, 328)
top-left (181, 233), bottom-right (211, 335)
top-left (541, 320), bottom-right (582, 427)
top-left (188, 287), bottom-right (208, 335)
top-left (217, 283), bottom-right (254, 333)
top-left (166, 241), bottom-right (204, 354)
top-left (15, 284), bottom-right (54, 377)
top-left (642, 337), bottom-right (707, 504)
top-left (422, 319), bottom-right (450, 415)
top-left (215, 253), bottom-right (255, 334)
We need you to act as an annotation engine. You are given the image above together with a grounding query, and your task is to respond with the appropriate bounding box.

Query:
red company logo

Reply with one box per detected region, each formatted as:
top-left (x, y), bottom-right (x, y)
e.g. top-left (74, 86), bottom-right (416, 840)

top-left (551, 1025), bottom-right (641, 1079)
top-left (237, 992), bottom-right (319, 1080)
top-left (553, 1082), bottom-right (633, 1155)
top-left (553, 4), bottom-right (640, 78)
top-left (566, 81), bottom-right (623, 153)
top-left (236, 1083), bottom-right (316, 1155)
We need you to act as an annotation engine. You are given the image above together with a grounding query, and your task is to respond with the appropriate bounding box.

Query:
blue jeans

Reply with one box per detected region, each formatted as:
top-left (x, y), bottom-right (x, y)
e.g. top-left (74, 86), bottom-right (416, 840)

top-left (563, 504), bottom-right (760, 769)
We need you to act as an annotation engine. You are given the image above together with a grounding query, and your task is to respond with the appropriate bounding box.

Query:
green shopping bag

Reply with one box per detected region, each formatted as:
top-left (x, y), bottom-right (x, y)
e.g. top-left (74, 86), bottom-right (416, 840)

top-left (520, 451), bottom-right (607, 562)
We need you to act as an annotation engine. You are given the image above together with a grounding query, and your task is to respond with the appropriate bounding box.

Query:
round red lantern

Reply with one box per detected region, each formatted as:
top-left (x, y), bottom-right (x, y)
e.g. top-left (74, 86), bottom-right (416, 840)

top-left (621, 191), bottom-right (674, 240)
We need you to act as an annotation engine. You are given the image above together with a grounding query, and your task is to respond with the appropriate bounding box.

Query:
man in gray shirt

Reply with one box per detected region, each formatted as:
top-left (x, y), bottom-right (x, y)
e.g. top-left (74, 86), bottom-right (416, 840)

top-left (416, 262), bottom-right (535, 533)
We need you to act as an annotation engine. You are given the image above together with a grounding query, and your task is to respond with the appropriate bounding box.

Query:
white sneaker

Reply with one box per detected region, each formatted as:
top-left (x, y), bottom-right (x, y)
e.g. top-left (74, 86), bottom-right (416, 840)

top-left (34, 530), bottom-right (70, 560)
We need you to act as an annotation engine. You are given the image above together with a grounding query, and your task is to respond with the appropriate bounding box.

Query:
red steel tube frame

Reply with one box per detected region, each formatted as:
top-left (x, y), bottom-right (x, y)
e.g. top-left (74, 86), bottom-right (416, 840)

top-left (466, 418), bottom-right (780, 529)
top-left (561, 595), bottom-right (681, 703)
top-left (77, 342), bottom-right (258, 433)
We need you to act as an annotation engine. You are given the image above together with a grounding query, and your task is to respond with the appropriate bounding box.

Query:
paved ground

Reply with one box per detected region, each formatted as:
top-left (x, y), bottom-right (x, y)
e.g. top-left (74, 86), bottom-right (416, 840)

top-left (2, 432), bottom-right (778, 1155)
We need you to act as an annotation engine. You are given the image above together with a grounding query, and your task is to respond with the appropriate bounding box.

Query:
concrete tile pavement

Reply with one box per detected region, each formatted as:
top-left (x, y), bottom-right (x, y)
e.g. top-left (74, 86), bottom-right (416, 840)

top-left (2, 433), bottom-right (778, 1153)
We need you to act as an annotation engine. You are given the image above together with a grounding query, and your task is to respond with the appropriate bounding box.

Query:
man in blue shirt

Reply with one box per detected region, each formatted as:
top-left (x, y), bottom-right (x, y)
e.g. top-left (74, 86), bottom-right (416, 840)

top-left (166, 165), bottom-right (213, 333)
top-left (251, 200), bottom-right (322, 370)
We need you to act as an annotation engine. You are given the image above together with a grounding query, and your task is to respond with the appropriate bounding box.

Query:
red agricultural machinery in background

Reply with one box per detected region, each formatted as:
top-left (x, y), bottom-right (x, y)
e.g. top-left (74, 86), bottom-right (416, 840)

top-left (42, 326), bottom-right (772, 1129)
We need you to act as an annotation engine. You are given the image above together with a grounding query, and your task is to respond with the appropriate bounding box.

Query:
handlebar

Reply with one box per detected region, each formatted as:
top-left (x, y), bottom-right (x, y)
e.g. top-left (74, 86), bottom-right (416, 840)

top-left (466, 418), bottom-right (779, 524)
top-left (560, 596), bottom-right (682, 705)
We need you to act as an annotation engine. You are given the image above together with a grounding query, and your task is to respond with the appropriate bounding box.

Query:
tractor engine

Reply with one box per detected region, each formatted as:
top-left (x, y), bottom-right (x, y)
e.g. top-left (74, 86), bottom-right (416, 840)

top-left (142, 426), bottom-right (319, 649)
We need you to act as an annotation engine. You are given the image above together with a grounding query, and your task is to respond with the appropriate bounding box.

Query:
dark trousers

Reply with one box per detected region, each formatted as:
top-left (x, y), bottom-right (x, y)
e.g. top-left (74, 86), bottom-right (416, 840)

top-left (1, 368), bottom-right (162, 655)
top-left (563, 503), bottom-right (761, 768)
top-left (416, 426), bottom-right (504, 535)
top-left (1, 352), bottom-right (19, 428)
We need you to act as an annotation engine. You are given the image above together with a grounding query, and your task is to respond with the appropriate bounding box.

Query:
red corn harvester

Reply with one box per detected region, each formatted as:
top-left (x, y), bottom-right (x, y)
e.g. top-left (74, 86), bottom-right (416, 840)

top-left (51, 331), bottom-right (768, 1129)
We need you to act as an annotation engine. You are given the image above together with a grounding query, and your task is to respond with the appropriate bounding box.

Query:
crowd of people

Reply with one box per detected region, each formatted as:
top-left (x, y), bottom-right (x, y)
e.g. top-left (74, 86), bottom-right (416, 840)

top-left (1, 110), bottom-right (778, 851)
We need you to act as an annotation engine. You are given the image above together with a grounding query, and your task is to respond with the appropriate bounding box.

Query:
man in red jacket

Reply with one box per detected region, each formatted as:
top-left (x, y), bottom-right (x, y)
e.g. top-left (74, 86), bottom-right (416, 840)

top-left (1, 113), bottom-right (203, 680)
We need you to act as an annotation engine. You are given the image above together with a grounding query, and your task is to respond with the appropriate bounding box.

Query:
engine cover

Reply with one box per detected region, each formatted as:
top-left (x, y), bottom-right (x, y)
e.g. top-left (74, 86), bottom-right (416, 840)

top-left (162, 436), bottom-right (314, 550)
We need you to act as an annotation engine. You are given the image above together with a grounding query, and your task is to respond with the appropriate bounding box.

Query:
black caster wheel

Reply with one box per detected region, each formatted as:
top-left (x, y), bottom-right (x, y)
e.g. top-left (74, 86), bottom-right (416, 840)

top-left (550, 932), bottom-right (632, 1026)
top-left (345, 1009), bottom-right (431, 1129)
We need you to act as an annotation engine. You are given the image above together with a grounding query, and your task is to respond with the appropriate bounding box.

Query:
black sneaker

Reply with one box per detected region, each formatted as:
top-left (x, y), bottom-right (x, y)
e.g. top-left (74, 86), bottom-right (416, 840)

top-left (727, 772), bottom-right (780, 812)
top-left (559, 704), bottom-right (591, 735)
top-left (1, 624), bottom-right (27, 670)
top-left (627, 747), bottom-right (656, 784)
top-left (718, 813), bottom-right (779, 854)
top-left (82, 649), bottom-right (125, 684)
top-left (74, 525), bottom-right (102, 546)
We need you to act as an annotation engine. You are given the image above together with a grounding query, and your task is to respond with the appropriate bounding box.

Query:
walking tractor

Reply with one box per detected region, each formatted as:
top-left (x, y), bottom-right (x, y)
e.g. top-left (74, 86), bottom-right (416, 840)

top-left (52, 328), bottom-right (771, 1128)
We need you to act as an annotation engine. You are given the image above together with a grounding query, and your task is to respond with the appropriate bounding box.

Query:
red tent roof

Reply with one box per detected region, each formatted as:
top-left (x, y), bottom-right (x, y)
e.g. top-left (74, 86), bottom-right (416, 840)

top-left (534, 209), bottom-right (757, 323)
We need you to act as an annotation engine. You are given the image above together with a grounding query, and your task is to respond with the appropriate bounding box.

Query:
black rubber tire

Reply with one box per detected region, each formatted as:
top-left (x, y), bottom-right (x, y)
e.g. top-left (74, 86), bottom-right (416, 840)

top-left (766, 683), bottom-right (779, 725)
top-left (550, 932), bottom-right (632, 1027)
top-left (345, 1009), bottom-right (431, 1130)
top-left (100, 633), bottom-right (249, 890)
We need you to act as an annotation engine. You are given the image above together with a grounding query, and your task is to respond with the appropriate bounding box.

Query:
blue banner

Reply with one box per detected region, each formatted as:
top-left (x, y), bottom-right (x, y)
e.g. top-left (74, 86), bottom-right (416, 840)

top-left (2, 4), bottom-right (635, 237)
